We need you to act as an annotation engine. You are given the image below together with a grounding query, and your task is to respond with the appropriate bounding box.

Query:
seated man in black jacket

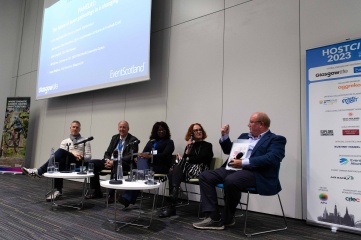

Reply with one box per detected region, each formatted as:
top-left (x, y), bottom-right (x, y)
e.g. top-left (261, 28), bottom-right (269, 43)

top-left (85, 121), bottom-right (139, 202)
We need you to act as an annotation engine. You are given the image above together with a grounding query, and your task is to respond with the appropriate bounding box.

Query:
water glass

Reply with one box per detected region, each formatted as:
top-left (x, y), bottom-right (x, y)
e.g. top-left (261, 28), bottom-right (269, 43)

top-left (79, 165), bottom-right (86, 173)
top-left (144, 169), bottom-right (150, 180)
top-left (54, 162), bottom-right (59, 172)
top-left (147, 170), bottom-right (154, 185)
top-left (131, 169), bottom-right (138, 181)
top-left (137, 170), bottom-right (145, 180)
top-left (47, 165), bottom-right (55, 173)
top-left (70, 163), bottom-right (76, 172)
top-left (88, 163), bottom-right (94, 174)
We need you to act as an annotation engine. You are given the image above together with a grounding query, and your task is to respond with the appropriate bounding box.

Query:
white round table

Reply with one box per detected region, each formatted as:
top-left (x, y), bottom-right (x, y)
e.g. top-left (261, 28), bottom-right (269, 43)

top-left (44, 172), bottom-right (94, 210)
top-left (100, 179), bottom-right (160, 230)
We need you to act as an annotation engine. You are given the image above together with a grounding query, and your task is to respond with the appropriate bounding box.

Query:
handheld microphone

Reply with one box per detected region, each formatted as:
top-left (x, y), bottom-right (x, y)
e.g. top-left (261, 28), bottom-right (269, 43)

top-left (186, 133), bottom-right (194, 152)
top-left (236, 152), bottom-right (244, 159)
top-left (74, 136), bottom-right (94, 145)
top-left (126, 139), bottom-right (140, 147)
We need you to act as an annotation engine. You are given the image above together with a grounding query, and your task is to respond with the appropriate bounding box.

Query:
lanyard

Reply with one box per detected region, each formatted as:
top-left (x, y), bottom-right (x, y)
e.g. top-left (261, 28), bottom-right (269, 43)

top-left (118, 139), bottom-right (124, 151)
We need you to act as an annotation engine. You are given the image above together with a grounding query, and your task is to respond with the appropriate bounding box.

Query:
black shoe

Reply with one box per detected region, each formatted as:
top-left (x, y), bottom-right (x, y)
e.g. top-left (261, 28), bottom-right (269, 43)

top-left (118, 196), bottom-right (130, 208)
top-left (85, 191), bottom-right (103, 199)
top-left (158, 206), bottom-right (176, 218)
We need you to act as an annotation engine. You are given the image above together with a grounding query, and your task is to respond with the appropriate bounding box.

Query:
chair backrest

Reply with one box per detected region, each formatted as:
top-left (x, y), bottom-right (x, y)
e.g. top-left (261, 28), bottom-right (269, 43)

top-left (210, 157), bottom-right (223, 170)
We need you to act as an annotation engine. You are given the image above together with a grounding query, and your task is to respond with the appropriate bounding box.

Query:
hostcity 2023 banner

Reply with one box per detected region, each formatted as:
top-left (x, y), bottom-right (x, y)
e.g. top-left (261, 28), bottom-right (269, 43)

top-left (306, 38), bottom-right (361, 234)
top-left (0, 97), bottom-right (30, 173)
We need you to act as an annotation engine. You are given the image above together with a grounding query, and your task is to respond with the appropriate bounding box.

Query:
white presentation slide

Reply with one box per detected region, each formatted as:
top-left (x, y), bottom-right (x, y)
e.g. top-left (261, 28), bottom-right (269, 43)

top-left (37, 0), bottom-right (152, 99)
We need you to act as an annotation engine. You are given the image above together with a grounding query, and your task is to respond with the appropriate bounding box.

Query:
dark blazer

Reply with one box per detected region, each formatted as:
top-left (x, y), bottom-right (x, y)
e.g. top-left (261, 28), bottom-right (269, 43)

top-left (220, 131), bottom-right (286, 196)
top-left (104, 133), bottom-right (139, 165)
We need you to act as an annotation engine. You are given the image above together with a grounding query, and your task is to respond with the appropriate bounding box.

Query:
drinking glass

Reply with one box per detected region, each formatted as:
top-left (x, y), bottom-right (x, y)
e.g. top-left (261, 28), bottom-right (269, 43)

top-left (131, 169), bottom-right (138, 181)
top-left (88, 163), bottom-right (94, 174)
top-left (147, 170), bottom-right (154, 184)
top-left (54, 162), bottom-right (59, 172)
top-left (70, 163), bottom-right (76, 172)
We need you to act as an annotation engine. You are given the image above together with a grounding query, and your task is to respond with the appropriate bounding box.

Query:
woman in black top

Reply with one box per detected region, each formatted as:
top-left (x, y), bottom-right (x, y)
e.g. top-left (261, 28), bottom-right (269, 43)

top-left (159, 123), bottom-right (213, 217)
top-left (119, 121), bottom-right (175, 207)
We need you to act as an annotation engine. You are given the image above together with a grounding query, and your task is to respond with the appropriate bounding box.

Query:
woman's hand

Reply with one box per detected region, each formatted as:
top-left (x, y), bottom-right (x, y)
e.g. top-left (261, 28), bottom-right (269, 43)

top-left (138, 152), bottom-right (152, 159)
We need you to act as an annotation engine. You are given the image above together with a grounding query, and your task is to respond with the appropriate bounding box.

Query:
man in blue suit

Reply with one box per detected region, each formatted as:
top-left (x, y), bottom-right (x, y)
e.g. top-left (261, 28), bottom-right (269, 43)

top-left (193, 112), bottom-right (286, 230)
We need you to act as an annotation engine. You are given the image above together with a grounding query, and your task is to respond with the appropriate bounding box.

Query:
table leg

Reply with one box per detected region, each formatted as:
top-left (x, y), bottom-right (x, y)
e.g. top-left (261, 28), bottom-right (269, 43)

top-left (47, 177), bottom-right (89, 210)
top-left (106, 188), bottom-right (159, 230)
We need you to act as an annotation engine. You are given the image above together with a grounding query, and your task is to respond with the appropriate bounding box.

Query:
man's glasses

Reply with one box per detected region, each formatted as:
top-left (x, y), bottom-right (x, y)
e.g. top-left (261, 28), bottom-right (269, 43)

top-left (193, 129), bottom-right (203, 133)
top-left (249, 121), bottom-right (261, 125)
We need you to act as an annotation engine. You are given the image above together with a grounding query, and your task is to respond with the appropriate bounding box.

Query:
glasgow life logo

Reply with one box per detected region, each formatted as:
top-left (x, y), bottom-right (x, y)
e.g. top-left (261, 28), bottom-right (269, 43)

top-left (320, 130), bottom-right (333, 136)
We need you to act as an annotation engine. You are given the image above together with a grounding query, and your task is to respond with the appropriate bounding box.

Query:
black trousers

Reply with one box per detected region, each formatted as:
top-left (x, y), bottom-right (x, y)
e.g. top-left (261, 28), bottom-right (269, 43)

top-left (167, 164), bottom-right (184, 189)
top-left (38, 148), bottom-right (79, 190)
top-left (198, 167), bottom-right (256, 222)
top-left (88, 159), bottom-right (132, 195)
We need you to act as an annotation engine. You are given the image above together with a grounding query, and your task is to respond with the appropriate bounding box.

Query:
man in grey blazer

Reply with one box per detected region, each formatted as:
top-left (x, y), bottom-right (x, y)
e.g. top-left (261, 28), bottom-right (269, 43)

top-left (85, 121), bottom-right (139, 200)
top-left (193, 112), bottom-right (286, 230)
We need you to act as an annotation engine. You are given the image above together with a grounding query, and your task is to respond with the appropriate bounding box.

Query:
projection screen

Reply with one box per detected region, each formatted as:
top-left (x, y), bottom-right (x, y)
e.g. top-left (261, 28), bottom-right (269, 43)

top-left (36, 0), bottom-right (152, 99)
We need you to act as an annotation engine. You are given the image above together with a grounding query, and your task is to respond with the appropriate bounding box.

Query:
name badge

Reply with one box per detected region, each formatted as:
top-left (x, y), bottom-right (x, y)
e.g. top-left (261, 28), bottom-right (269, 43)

top-left (152, 150), bottom-right (158, 155)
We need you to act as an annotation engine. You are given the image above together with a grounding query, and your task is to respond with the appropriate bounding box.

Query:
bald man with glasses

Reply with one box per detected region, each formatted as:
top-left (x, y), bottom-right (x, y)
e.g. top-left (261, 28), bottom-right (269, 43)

top-left (193, 112), bottom-right (286, 230)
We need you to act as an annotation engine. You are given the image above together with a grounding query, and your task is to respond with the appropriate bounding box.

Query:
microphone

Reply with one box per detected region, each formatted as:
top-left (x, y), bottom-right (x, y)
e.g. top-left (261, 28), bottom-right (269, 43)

top-left (187, 133), bottom-right (194, 151)
top-left (74, 136), bottom-right (94, 145)
top-left (126, 139), bottom-right (140, 147)
top-left (236, 152), bottom-right (244, 159)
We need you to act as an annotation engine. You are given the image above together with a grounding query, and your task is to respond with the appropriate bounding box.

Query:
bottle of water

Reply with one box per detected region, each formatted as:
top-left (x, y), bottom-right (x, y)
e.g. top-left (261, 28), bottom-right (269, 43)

top-left (47, 148), bottom-right (55, 173)
top-left (117, 149), bottom-right (123, 180)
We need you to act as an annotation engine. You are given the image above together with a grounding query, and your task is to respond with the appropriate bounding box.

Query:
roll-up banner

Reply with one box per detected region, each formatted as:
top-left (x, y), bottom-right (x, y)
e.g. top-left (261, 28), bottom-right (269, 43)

top-left (0, 97), bottom-right (30, 174)
top-left (306, 38), bottom-right (361, 233)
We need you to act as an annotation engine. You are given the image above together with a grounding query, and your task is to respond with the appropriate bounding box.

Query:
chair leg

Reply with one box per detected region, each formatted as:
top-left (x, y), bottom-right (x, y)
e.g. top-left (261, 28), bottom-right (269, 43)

top-left (175, 183), bottom-right (190, 208)
top-left (243, 193), bottom-right (287, 237)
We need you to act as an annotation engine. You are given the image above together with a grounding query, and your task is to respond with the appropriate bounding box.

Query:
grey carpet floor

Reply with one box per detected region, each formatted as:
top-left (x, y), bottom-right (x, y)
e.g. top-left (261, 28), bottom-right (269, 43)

top-left (0, 173), bottom-right (360, 240)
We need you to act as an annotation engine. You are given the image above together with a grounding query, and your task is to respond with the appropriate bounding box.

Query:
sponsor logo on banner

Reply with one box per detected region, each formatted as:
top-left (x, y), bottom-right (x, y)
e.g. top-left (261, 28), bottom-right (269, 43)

top-left (338, 82), bottom-right (361, 90)
top-left (340, 158), bottom-right (361, 165)
top-left (350, 158), bottom-right (361, 165)
top-left (319, 193), bottom-right (328, 204)
top-left (330, 175), bottom-right (354, 180)
top-left (354, 66), bottom-right (361, 73)
top-left (315, 69), bottom-right (348, 78)
top-left (334, 145), bottom-right (360, 148)
top-left (342, 129), bottom-right (359, 135)
top-left (342, 96), bottom-right (358, 104)
top-left (345, 196), bottom-right (360, 202)
top-left (320, 130), bottom-right (334, 136)
top-left (319, 99), bottom-right (337, 105)
top-left (340, 158), bottom-right (349, 165)
top-left (342, 112), bottom-right (360, 121)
